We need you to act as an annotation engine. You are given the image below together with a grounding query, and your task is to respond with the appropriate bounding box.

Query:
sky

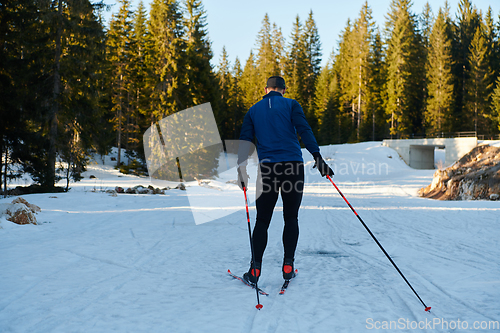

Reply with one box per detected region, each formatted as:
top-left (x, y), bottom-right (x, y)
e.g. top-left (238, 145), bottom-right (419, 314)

top-left (102, 0), bottom-right (499, 69)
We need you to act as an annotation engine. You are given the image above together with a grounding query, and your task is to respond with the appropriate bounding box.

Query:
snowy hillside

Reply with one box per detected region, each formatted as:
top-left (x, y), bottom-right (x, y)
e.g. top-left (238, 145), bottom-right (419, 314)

top-left (1, 142), bottom-right (499, 332)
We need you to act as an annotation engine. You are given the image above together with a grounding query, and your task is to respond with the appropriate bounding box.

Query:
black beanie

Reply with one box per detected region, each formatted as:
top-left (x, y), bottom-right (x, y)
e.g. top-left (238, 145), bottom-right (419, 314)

top-left (266, 76), bottom-right (286, 89)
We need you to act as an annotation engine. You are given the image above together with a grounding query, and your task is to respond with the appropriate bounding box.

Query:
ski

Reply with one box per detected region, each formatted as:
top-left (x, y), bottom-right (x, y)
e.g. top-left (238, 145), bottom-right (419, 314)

top-left (228, 269), bottom-right (269, 296)
top-left (279, 269), bottom-right (298, 295)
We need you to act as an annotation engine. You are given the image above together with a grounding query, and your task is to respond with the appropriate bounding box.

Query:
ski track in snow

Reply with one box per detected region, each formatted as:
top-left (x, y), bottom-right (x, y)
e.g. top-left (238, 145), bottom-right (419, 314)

top-left (1, 142), bottom-right (499, 332)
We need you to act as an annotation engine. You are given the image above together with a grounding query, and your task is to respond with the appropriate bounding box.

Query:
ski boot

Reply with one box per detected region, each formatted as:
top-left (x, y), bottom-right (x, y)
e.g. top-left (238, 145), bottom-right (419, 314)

top-left (282, 258), bottom-right (295, 280)
top-left (243, 261), bottom-right (261, 285)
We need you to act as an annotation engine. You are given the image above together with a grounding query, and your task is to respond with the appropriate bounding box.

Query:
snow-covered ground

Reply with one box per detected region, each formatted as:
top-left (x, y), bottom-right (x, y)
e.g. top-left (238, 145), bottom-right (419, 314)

top-left (1, 142), bottom-right (499, 332)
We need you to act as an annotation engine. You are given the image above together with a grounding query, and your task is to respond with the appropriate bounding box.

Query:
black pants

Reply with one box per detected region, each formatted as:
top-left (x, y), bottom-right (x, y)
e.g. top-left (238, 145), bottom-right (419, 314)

top-left (252, 162), bottom-right (304, 263)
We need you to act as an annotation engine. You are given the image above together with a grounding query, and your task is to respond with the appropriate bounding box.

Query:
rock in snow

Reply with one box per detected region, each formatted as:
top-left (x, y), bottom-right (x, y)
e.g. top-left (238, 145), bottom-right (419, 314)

top-left (0, 197), bottom-right (41, 225)
top-left (419, 144), bottom-right (500, 200)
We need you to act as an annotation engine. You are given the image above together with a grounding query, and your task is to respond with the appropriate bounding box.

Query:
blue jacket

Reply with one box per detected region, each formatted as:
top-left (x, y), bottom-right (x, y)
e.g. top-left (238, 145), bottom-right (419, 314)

top-left (239, 91), bottom-right (320, 163)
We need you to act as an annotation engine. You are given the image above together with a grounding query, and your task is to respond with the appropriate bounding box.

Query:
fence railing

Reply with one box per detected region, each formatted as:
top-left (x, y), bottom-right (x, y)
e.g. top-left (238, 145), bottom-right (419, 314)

top-left (385, 132), bottom-right (500, 140)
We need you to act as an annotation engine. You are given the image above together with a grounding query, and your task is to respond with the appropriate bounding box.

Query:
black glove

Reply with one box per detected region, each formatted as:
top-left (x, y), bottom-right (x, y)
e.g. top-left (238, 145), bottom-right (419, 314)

top-left (237, 166), bottom-right (249, 190)
top-left (312, 152), bottom-right (334, 177)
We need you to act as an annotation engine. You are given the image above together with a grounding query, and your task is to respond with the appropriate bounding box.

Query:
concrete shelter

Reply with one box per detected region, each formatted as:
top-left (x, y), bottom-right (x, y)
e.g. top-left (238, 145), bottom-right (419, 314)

top-left (382, 138), bottom-right (478, 169)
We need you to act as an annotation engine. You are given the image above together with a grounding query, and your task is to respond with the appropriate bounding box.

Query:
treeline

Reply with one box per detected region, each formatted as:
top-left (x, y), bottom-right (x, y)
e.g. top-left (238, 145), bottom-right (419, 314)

top-left (1, 0), bottom-right (500, 191)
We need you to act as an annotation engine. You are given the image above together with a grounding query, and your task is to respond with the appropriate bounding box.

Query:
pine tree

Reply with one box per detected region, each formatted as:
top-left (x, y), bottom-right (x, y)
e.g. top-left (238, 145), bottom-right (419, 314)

top-left (216, 46), bottom-right (233, 140)
top-left (336, 19), bottom-right (356, 141)
top-left (184, 0), bottom-right (218, 108)
top-left (452, 0), bottom-right (481, 131)
top-left (483, 7), bottom-right (498, 136)
top-left (255, 14), bottom-right (281, 85)
top-left (483, 8), bottom-right (496, 66)
top-left (149, 0), bottom-right (188, 119)
top-left (425, 7), bottom-right (454, 134)
top-left (466, 23), bottom-right (491, 134)
top-left (420, 2), bottom-right (434, 49)
top-left (488, 7), bottom-right (500, 79)
top-left (318, 70), bottom-right (342, 144)
top-left (352, 2), bottom-right (375, 141)
top-left (284, 16), bottom-right (307, 105)
top-left (128, 0), bottom-right (152, 161)
top-left (384, 0), bottom-right (425, 138)
top-left (107, 0), bottom-right (133, 167)
top-left (491, 76), bottom-right (500, 132)
top-left (419, 2), bottom-right (434, 120)
top-left (272, 24), bottom-right (286, 76)
top-left (240, 51), bottom-right (260, 109)
top-left (365, 30), bottom-right (387, 141)
top-left (93, 5), bottom-right (115, 162)
top-left (232, 57), bottom-right (246, 139)
top-left (300, 10), bottom-right (322, 136)
top-left (314, 53), bottom-right (336, 145)
top-left (47, 0), bottom-right (65, 187)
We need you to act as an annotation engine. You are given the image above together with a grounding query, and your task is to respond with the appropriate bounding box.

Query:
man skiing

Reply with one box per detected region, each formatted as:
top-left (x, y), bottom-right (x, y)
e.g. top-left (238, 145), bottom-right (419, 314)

top-left (237, 75), bottom-right (334, 285)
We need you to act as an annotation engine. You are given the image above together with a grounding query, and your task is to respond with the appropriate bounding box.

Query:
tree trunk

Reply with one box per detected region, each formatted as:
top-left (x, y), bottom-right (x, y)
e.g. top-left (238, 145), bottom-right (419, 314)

top-left (372, 107), bottom-right (375, 141)
top-left (474, 80), bottom-right (478, 134)
top-left (117, 74), bottom-right (122, 167)
top-left (0, 133), bottom-right (3, 195)
top-left (357, 62), bottom-right (362, 141)
top-left (438, 106), bottom-right (441, 133)
top-left (351, 103), bottom-right (355, 127)
top-left (3, 149), bottom-right (8, 197)
top-left (48, 0), bottom-right (63, 187)
top-left (66, 157), bottom-right (71, 192)
top-left (3, 149), bottom-right (9, 198)
top-left (391, 111), bottom-right (394, 139)
top-left (126, 89), bottom-right (130, 164)
top-left (338, 117), bottom-right (341, 144)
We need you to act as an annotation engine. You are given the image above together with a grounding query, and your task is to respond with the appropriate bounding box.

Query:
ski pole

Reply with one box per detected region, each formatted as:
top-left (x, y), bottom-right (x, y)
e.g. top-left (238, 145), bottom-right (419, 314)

top-left (326, 175), bottom-right (431, 312)
top-left (243, 185), bottom-right (263, 310)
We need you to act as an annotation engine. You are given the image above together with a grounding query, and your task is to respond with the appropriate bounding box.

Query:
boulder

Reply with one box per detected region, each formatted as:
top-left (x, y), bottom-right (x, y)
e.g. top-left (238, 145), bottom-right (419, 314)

top-left (106, 189), bottom-right (118, 197)
top-left (153, 187), bottom-right (164, 195)
top-left (419, 145), bottom-right (500, 200)
top-left (133, 185), bottom-right (152, 194)
top-left (175, 183), bottom-right (186, 191)
top-left (0, 197), bottom-right (41, 225)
